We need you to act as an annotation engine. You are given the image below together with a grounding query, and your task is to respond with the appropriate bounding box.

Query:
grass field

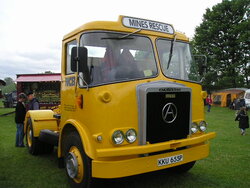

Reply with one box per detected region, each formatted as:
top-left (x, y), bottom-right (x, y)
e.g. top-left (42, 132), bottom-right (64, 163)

top-left (0, 98), bottom-right (4, 108)
top-left (0, 99), bottom-right (15, 116)
top-left (0, 106), bottom-right (250, 188)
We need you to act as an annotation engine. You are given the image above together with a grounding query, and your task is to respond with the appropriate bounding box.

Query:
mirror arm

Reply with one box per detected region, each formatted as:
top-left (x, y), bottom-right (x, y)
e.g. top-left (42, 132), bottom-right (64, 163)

top-left (74, 59), bottom-right (79, 96)
top-left (78, 74), bottom-right (89, 91)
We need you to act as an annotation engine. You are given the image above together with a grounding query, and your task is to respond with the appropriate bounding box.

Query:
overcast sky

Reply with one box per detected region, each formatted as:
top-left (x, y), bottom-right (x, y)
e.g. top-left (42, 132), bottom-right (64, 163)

top-left (0, 0), bottom-right (222, 80)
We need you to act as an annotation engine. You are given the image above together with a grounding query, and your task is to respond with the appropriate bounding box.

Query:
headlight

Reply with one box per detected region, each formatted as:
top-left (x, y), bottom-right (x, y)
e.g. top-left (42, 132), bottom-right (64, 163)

top-left (199, 121), bottom-right (207, 132)
top-left (126, 129), bottom-right (137, 143)
top-left (112, 130), bottom-right (124, 145)
top-left (191, 123), bottom-right (198, 134)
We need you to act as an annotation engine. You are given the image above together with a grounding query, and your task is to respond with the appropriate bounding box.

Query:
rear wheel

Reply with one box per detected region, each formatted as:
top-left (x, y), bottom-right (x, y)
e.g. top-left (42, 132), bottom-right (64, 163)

top-left (64, 131), bottom-right (92, 188)
top-left (26, 118), bottom-right (54, 155)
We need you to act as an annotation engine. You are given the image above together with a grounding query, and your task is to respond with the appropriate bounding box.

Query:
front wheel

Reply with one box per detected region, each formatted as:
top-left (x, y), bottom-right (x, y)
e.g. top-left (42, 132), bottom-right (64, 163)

top-left (64, 131), bottom-right (92, 188)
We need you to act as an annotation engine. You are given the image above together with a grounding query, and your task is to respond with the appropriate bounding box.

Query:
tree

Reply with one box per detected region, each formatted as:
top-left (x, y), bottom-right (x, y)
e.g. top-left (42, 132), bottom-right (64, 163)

top-left (4, 77), bottom-right (14, 85)
top-left (192, 0), bottom-right (250, 91)
top-left (0, 77), bottom-right (16, 94)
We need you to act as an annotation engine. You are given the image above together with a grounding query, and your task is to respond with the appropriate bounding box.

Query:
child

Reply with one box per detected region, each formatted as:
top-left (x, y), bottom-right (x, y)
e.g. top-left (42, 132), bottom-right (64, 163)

top-left (235, 106), bottom-right (249, 135)
top-left (206, 95), bottom-right (213, 112)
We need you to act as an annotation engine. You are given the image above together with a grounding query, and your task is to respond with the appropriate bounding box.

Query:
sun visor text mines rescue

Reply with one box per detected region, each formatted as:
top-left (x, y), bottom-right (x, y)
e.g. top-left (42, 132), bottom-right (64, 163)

top-left (122, 16), bottom-right (174, 34)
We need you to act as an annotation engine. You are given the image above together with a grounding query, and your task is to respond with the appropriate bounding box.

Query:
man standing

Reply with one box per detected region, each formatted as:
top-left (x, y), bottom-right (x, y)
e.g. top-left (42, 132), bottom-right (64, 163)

top-left (15, 93), bottom-right (27, 147)
top-left (27, 92), bottom-right (40, 110)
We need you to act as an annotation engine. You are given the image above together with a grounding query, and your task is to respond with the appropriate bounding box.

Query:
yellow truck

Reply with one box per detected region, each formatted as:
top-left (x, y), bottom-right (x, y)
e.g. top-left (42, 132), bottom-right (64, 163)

top-left (24, 16), bottom-right (216, 188)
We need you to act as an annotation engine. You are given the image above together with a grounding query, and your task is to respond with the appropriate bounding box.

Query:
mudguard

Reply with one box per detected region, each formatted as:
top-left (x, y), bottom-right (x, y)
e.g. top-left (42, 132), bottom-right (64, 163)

top-left (24, 110), bottom-right (58, 137)
top-left (58, 119), bottom-right (96, 159)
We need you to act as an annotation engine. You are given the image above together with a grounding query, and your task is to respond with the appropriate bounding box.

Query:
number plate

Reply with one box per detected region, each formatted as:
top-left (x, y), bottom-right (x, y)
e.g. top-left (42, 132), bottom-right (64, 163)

top-left (157, 154), bottom-right (183, 167)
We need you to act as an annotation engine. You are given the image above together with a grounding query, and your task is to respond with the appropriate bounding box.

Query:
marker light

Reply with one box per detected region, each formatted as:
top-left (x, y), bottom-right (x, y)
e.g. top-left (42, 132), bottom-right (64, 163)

top-left (97, 135), bottom-right (103, 142)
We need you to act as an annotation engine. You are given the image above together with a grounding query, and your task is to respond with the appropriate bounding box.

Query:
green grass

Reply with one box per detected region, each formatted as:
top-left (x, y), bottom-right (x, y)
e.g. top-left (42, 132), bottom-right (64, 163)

top-left (0, 101), bottom-right (15, 116)
top-left (0, 113), bottom-right (69, 188)
top-left (0, 108), bottom-right (15, 116)
top-left (0, 106), bottom-right (249, 188)
top-left (0, 99), bottom-right (15, 116)
top-left (0, 98), bottom-right (4, 108)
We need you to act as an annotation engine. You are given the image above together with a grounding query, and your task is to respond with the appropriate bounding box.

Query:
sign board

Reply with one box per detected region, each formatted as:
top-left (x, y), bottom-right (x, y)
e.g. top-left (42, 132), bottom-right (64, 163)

top-left (122, 16), bottom-right (174, 35)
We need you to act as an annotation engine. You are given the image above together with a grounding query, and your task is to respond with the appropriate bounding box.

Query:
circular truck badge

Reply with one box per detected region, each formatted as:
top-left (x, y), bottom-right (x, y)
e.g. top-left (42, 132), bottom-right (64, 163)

top-left (162, 103), bottom-right (177, 123)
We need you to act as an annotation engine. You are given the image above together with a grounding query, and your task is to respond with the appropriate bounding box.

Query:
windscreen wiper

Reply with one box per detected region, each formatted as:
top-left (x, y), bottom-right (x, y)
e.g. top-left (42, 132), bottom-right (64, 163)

top-left (101, 37), bottom-right (134, 40)
top-left (120, 28), bottom-right (142, 39)
top-left (167, 34), bottom-right (177, 69)
top-left (101, 28), bottom-right (142, 40)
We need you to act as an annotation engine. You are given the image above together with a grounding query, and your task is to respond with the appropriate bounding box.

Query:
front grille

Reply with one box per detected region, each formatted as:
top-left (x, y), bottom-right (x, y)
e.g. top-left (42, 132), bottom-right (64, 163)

top-left (146, 92), bottom-right (190, 144)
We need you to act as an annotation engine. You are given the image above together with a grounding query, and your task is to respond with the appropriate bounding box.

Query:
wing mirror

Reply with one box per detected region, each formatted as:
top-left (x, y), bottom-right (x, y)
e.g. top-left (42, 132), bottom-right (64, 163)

top-left (70, 47), bottom-right (91, 84)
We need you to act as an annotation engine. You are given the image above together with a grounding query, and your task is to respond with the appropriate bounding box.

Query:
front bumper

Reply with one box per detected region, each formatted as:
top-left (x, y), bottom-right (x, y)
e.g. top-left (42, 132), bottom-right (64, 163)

top-left (92, 132), bottom-right (216, 178)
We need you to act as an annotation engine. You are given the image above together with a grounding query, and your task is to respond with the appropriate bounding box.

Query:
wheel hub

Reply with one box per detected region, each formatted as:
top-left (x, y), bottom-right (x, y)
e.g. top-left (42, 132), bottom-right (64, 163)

top-left (66, 152), bottom-right (78, 178)
top-left (66, 146), bottom-right (84, 183)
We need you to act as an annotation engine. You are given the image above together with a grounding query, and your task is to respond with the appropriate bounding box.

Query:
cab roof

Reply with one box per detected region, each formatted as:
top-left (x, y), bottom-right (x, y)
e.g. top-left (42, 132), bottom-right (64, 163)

top-left (63, 16), bottom-right (189, 42)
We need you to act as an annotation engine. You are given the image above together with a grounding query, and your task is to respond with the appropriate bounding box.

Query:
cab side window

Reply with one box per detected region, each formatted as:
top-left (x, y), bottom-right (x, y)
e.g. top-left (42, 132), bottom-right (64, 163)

top-left (66, 40), bottom-right (77, 74)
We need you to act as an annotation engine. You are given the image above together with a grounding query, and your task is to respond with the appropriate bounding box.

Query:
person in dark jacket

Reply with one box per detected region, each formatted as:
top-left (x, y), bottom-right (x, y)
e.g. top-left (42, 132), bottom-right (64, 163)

top-left (15, 93), bottom-right (27, 147)
top-left (235, 106), bottom-right (249, 136)
top-left (27, 92), bottom-right (40, 110)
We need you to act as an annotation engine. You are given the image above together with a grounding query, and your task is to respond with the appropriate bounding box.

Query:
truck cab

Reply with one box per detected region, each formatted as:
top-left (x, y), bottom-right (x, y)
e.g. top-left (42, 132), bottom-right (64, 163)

top-left (25, 16), bottom-right (216, 188)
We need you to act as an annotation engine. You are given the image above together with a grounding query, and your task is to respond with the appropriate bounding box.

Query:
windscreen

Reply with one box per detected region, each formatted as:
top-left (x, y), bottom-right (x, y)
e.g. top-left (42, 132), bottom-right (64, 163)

top-left (157, 39), bottom-right (199, 82)
top-left (80, 32), bottom-right (158, 85)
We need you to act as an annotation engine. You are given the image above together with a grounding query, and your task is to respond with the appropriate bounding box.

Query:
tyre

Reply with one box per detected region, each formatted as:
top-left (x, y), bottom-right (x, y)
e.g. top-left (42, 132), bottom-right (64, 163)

top-left (169, 161), bottom-right (196, 173)
top-left (26, 118), bottom-right (54, 155)
top-left (63, 131), bottom-right (92, 188)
